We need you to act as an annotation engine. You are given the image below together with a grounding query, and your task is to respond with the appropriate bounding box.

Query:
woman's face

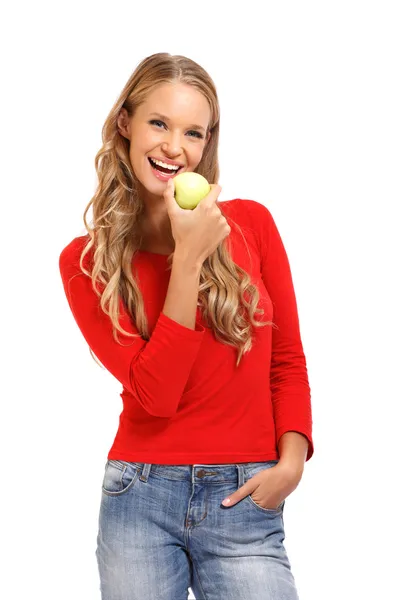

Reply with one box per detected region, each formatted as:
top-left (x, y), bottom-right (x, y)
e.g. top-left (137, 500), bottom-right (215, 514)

top-left (119, 82), bottom-right (211, 202)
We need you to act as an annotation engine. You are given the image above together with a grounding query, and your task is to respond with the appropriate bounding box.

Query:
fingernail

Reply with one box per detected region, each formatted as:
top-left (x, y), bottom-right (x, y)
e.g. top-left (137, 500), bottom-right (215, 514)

top-left (222, 498), bottom-right (231, 506)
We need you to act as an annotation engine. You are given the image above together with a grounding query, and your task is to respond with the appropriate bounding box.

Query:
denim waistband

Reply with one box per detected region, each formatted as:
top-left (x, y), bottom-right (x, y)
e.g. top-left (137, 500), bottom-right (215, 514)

top-left (108, 459), bottom-right (279, 484)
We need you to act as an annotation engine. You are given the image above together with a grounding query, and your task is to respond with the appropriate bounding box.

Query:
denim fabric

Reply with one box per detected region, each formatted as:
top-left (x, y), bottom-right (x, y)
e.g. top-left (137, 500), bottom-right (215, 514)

top-left (95, 460), bottom-right (299, 599)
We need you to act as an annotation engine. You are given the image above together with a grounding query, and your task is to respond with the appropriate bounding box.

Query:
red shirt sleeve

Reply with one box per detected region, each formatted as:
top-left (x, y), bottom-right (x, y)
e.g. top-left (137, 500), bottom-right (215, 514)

top-left (59, 239), bottom-right (206, 418)
top-left (247, 200), bottom-right (314, 461)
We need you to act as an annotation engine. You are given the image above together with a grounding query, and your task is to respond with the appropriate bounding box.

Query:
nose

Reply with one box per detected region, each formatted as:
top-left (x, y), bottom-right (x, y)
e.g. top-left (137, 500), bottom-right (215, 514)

top-left (161, 130), bottom-right (183, 157)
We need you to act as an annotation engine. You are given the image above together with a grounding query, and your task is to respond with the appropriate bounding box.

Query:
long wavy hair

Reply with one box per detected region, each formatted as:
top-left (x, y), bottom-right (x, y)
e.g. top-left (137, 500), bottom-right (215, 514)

top-left (79, 52), bottom-right (274, 368)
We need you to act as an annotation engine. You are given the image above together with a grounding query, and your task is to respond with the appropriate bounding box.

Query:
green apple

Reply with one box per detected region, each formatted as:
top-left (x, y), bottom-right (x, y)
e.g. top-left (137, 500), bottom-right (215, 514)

top-left (173, 172), bottom-right (211, 209)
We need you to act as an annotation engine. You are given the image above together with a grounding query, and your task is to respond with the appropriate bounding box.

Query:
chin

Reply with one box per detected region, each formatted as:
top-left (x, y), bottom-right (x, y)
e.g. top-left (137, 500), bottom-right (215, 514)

top-left (139, 177), bottom-right (166, 199)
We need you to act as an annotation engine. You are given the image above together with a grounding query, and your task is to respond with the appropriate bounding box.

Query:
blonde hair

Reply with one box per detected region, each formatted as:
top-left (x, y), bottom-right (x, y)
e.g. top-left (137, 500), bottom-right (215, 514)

top-left (79, 52), bottom-right (274, 368)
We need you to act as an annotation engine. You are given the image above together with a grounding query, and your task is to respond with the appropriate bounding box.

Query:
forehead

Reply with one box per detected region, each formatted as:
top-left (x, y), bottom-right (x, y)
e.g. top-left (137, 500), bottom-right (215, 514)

top-left (140, 82), bottom-right (210, 124)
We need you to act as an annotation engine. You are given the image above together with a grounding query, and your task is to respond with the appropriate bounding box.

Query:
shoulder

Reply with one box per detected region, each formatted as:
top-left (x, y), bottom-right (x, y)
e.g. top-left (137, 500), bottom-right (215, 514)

top-left (59, 234), bottom-right (92, 278)
top-left (219, 199), bottom-right (276, 258)
top-left (219, 198), bottom-right (272, 221)
top-left (218, 198), bottom-right (273, 239)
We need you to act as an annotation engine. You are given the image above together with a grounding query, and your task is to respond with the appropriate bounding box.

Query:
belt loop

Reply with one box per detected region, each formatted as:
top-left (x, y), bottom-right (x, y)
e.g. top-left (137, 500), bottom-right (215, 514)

top-left (236, 464), bottom-right (245, 487)
top-left (139, 463), bottom-right (151, 482)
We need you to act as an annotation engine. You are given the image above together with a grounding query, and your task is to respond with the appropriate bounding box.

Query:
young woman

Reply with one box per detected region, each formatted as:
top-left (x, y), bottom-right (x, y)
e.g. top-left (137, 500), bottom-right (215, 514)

top-left (59, 52), bottom-right (313, 600)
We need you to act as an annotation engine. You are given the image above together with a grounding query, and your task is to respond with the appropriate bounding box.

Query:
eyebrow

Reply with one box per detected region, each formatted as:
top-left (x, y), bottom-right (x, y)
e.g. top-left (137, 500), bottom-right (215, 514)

top-left (148, 112), bottom-right (206, 133)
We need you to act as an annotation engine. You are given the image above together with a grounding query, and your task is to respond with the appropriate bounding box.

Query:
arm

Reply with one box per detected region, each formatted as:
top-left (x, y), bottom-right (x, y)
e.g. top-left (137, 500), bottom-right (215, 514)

top-left (278, 430), bottom-right (309, 476)
top-left (59, 240), bottom-right (204, 418)
top-left (249, 200), bottom-right (314, 462)
top-left (162, 251), bottom-right (202, 330)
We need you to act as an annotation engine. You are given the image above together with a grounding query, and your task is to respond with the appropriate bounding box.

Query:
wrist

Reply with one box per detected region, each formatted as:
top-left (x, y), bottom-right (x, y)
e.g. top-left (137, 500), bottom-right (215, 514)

top-left (277, 459), bottom-right (304, 482)
top-left (173, 249), bottom-right (203, 275)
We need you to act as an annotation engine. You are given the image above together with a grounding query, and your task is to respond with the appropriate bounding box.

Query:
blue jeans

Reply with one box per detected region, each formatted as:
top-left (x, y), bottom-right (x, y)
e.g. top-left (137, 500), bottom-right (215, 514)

top-left (95, 460), bottom-right (299, 599)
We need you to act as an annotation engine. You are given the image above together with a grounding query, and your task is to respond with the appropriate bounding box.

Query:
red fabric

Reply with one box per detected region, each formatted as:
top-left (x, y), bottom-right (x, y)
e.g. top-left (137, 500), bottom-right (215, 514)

top-left (59, 199), bottom-right (313, 464)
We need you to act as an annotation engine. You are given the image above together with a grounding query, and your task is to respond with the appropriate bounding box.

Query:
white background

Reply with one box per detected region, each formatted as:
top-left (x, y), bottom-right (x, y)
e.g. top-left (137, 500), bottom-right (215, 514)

top-left (1, 1), bottom-right (399, 598)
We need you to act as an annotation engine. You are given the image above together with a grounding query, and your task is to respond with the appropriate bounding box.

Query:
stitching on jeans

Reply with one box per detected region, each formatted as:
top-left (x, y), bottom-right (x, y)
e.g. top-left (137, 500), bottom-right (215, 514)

top-left (102, 462), bottom-right (140, 496)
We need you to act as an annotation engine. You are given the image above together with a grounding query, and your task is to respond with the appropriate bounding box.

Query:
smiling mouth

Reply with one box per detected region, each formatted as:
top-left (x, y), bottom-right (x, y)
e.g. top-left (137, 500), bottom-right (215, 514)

top-left (148, 157), bottom-right (184, 175)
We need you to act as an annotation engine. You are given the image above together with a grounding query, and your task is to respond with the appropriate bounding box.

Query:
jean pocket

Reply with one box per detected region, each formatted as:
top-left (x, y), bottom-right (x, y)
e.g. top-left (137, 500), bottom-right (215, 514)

top-left (244, 461), bottom-right (285, 514)
top-left (246, 494), bottom-right (285, 514)
top-left (101, 459), bottom-right (140, 496)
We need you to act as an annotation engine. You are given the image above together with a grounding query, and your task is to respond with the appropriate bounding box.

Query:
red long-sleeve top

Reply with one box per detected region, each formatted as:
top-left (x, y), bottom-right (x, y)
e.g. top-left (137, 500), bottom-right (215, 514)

top-left (59, 199), bottom-right (313, 464)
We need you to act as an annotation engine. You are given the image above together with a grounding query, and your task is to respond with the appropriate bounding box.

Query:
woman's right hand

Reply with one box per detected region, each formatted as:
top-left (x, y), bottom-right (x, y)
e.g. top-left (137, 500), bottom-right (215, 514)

top-left (163, 178), bottom-right (231, 266)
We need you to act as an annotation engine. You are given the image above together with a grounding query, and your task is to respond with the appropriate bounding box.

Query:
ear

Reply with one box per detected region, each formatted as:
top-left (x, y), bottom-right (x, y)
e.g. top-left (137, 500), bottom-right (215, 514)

top-left (206, 130), bottom-right (211, 145)
top-left (117, 108), bottom-right (131, 140)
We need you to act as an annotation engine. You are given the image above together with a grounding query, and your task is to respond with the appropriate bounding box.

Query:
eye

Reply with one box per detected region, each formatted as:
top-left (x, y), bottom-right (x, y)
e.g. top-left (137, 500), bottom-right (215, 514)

top-left (148, 119), bottom-right (204, 139)
top-left (188, 130), bottom-right (204, 139)
top-left (149, 119), bottom-right (165, 129)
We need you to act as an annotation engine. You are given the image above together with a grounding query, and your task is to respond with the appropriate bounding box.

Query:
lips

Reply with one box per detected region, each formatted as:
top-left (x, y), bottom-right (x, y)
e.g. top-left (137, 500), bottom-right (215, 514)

top-left (148, 156), bottom-right (185, 168)
top-left (148, 157), bottom-right (184, 174)
top-left (148, 158), bottom-right (184, 181)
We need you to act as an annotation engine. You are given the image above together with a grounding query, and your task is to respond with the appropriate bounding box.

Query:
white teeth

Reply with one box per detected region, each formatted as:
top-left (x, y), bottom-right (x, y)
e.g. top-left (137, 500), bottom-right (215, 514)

top-left (150, 157), bottom-right (180, 171)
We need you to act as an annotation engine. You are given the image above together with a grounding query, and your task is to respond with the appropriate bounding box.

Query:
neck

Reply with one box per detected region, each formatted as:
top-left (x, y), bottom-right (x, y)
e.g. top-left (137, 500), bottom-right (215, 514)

top-left (138, 213), bottom-right (175, 252)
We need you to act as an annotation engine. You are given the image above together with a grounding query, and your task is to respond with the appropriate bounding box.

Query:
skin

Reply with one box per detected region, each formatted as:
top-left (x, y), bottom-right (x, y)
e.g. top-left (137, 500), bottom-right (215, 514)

top-left (117, 82), bottom-right (211, 250)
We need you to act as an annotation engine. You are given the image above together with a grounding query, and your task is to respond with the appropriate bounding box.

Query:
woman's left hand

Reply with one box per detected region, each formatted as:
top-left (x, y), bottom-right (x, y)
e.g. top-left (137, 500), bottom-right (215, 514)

top-left (221, 462), bottom-right (303, 509)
